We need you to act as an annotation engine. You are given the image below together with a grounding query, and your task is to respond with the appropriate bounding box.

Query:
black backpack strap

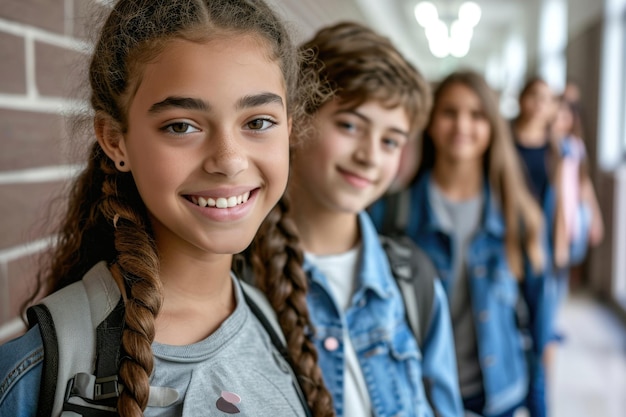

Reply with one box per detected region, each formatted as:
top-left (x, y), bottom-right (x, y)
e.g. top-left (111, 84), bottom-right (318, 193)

top-left (26, 304), bottom-right (59, 417)
top-left (380, 188), bottom-right (412, 236)
top-left (379, 234), bottom-right (436, 348)
top-left (241, 283), bottom-right (313, 417)
top-left (27, 300), bottom-right (123, 417)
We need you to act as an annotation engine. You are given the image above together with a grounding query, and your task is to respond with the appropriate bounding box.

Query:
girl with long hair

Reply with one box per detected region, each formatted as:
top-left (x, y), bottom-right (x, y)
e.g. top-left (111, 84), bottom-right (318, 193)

top-left (0, 1), bottom-right (334, 416)
top-left (371, 70), bottom-right (549, 417)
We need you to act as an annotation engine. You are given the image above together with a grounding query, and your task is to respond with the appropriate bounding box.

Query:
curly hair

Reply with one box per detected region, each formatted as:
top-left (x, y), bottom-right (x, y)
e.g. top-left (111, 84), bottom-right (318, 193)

top-left (23, 0), bottom-right (331, 415)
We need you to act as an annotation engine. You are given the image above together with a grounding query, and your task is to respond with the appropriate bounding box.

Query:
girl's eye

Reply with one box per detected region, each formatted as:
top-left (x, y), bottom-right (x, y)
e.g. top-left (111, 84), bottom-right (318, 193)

top-left (382, 138), bottom-right (400, 149)
top-left (163, 122), bottom-right (200, 135)
top-left (246, 118), bottom-right (275, 130)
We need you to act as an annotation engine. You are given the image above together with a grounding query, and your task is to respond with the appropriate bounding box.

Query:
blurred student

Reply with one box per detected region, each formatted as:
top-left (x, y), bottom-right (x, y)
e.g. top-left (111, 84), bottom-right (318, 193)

top-left (370, 70), bottom-right (549, 417)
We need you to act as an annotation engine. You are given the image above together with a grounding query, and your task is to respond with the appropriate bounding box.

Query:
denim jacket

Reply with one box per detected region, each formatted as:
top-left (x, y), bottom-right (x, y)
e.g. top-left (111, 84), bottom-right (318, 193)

top-left (305, 211), bottom-right (463, 417)
top-left (0, 324), bottom-right (43, 417)
top-left (370, 173), bottom-right (550, 416)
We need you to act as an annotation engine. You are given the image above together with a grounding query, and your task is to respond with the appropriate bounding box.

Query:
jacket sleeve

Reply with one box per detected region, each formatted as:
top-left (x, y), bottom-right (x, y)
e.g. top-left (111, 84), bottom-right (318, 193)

top-left (421, 279), bottom-right (464, 417)
top-left (0, 325), bottom-right (43, 417)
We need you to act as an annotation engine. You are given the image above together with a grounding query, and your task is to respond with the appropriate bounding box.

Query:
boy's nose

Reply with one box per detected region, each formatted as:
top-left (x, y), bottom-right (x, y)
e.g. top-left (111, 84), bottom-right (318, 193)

top-left (354, 136), bottom-right (379, 167)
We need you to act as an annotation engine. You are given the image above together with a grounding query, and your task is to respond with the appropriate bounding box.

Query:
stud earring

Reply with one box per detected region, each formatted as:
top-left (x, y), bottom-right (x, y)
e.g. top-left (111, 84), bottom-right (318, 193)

top-left (119, 160), bottom-right (125, 167)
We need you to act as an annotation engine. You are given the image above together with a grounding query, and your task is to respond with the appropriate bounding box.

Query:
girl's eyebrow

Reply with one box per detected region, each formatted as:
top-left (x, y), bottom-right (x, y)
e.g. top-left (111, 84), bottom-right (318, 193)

top-left (236, 92), bottom-right (284, 110)
top-left (148, 92), bottom-right (284, 114)
top-left (149, 96), bottom-right (208, 113)
top-left (336, 109), bottom-right (409, 138)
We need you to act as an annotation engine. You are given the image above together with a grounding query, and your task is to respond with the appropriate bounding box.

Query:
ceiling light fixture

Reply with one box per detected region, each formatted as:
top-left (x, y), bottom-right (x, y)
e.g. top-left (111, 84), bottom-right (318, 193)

top-left (414, 1), bottom-right (481, 59)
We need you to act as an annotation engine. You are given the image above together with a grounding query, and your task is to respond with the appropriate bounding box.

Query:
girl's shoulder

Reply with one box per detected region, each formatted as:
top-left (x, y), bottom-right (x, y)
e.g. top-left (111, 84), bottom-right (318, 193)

top-left (0, 325), bottom-right (43, 416)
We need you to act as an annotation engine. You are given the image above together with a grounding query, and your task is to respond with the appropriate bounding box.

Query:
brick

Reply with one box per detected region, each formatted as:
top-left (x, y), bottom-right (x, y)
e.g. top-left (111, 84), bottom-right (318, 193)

top-left (35, 41), bottom-right (87, 99)
top-left (6, 253), bottom-right (47, 321)
top-left (0, 32), bottom-right (26, 94)
top-left (0, 0), bottom-right (65, 34)
top-left (0, 181), bottom-right (68, 250)
top-left (72, 0), bottom-right (109, 41)
top-left (0, 109), bottom-right (88, 170)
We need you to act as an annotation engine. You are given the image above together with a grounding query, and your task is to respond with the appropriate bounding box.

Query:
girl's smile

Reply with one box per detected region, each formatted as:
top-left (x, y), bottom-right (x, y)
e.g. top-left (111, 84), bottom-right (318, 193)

top-left (115, 36), bottom-right (290, 258)
top-left (185, 187), bottom-right (258, 222)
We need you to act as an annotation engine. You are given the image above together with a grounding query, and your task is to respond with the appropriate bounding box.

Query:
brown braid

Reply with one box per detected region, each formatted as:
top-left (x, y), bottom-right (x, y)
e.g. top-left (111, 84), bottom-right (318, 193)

top-left (248, 194), bottom-right (335, 417)
top-left (98, 156), bottom-right (161, 415)
top-left (22, 1), bottom-right (324, 415)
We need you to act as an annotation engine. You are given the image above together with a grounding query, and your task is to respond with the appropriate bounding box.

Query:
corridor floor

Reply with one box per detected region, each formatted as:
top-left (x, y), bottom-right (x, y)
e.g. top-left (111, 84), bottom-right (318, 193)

top-left (548, 292), bottom-right (626, 417)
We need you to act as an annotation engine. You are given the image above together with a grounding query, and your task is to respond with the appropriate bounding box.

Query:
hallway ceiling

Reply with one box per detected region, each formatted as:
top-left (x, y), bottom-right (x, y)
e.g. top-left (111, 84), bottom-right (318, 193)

top-left (269, 0), bottom-right (603, 85)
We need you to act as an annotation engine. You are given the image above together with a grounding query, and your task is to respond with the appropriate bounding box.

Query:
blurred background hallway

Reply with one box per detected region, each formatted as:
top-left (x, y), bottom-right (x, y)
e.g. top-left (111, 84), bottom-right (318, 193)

top-left (548, 291), bottom-right (626, 417)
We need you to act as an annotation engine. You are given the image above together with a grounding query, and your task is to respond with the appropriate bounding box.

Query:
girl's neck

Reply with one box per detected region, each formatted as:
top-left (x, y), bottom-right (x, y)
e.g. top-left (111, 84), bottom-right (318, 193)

top-left (154, 251), bottom-right (235, 345)
top-left (432, 158), bottom-right (483, 201)
top-left (514, 117), bottom-right (548, 147)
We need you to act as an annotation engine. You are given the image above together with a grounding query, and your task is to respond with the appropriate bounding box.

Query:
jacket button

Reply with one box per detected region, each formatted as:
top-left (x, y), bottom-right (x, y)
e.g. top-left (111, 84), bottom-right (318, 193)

top-left (324, 337), bottom-right (339, 351)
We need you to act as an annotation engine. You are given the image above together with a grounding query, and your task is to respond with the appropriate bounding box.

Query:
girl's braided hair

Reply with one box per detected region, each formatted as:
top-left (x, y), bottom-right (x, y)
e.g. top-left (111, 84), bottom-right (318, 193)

top-left (24, 0), bottom-right (330, 415)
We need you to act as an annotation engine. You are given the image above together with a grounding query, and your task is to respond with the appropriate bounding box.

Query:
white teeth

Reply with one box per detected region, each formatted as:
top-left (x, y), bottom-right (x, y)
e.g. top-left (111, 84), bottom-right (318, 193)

top-left (191, 192), bottom-right (251, 209)
top-left (216, 198), bottom-right (227, 208)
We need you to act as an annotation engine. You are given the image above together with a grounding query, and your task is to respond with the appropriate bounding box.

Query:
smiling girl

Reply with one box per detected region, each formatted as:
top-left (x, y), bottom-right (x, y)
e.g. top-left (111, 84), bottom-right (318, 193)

top-left (371, 70), bottom-right (548, 417)
top-left (0, 1), bottom-right (333, 416)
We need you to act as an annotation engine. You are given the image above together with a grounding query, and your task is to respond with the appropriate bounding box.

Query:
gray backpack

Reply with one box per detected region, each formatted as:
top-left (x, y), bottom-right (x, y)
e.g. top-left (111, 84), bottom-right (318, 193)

top-left (27, 262), bottom-right (311, 417)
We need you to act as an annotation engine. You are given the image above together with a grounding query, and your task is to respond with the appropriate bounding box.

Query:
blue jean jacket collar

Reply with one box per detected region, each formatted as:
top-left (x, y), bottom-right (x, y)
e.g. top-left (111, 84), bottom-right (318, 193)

top-left (410, 171), bottom-right (505, 239)
top-left (303, 211), bottom-right (395, 301)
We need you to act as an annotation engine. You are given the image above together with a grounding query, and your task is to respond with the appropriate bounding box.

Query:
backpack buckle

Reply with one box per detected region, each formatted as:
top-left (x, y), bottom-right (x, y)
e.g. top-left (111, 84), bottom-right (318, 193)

top-left (94, 375), bottom-right (120, 400)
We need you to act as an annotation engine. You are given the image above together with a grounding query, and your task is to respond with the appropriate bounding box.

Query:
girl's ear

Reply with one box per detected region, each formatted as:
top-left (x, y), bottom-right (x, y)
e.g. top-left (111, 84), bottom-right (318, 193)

top-left (95, 112), bottom-right (130, 172)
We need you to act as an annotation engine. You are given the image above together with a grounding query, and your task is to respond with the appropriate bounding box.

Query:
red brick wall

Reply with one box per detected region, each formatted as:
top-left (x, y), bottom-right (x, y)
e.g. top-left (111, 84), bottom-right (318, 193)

top-left (0, 0), bottom-right (105, 343)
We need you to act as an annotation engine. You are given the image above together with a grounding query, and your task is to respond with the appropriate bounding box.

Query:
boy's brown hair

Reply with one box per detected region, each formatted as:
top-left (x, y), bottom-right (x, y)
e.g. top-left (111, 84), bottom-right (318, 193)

top-left (300, 21), bottom-right (432, 138)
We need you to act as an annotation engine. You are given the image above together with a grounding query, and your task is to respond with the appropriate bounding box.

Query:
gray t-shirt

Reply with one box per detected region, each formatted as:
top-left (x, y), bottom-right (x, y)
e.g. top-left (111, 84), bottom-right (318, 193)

top-left (145, 276), bottom-right (306, 417)
top-left (429, 180), bottom-right (483, 397)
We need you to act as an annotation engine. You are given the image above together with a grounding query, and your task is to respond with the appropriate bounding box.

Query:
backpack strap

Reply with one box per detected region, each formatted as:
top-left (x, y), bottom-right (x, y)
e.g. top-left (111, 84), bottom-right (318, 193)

top-left (379, 234), bottom-right (441, 415)
top-left (379, 234), bottom-right (435, 348)
top-left (240, 281), bottom-right (313, 417)
top-left (380, 188), bottom-right (412, 236)
top-left (27, 262), bottom-right (122, 417)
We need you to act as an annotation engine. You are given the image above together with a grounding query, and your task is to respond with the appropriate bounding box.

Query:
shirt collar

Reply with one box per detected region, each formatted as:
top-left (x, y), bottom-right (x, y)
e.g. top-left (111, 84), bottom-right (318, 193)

top-left (413, 171), bottom-right (505, 238)
top-left (303, 212), bottom-right (394, 300)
